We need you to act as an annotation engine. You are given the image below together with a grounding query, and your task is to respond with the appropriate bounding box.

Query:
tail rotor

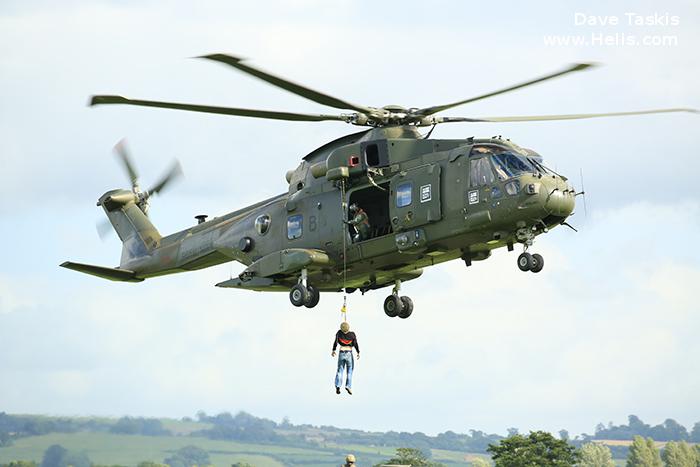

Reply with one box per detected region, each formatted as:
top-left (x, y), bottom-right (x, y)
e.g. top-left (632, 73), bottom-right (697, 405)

top-left (111, 138), bottom-right (183, 215)
top-left (96, 138), bottom-right (183, 240)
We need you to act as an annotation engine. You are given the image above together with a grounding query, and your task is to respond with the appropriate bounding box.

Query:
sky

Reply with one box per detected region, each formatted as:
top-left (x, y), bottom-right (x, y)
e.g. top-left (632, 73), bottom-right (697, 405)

top-left (1, 0), bottom-right (699, 438)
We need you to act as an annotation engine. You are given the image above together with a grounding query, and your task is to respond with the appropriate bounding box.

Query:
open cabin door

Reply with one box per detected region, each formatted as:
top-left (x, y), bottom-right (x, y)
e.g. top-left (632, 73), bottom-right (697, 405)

top-left (389, 164), bottom-right (442, 231)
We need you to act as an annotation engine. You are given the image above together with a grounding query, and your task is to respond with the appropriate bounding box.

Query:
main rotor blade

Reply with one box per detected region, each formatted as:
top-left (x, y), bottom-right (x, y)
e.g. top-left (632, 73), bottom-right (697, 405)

top-left (113, 138), bottom-right (139, 189)
top-left (416, 63), bottom-right (596, 116)
top-left (199, 54), bottom-right (373, 114)
top-left (437, 107), bottom-right (698, 123)
top-left (148, 160), bottom-right (183, 195)
top-left (90, 95), bottom-right (349, 122)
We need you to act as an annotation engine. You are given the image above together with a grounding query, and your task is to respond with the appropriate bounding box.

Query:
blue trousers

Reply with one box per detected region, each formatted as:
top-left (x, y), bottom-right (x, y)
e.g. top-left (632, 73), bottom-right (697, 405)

top-left (335, 351), bottom-right (354, 389)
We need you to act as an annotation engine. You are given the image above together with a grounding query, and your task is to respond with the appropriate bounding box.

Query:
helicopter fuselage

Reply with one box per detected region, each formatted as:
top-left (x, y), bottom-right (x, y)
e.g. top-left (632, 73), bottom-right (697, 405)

top-left (102, 126), bottom-right (575, 296)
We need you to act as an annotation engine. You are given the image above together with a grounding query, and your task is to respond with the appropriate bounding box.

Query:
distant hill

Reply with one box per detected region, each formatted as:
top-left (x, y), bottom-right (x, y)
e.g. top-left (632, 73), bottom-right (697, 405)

top-left (0, 411), bottom-right (697, 466)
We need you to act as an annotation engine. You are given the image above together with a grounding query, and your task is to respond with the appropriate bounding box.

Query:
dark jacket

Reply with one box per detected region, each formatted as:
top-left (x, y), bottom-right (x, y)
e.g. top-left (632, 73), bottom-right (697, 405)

top-left (332, 330), bottom-right (359, 353)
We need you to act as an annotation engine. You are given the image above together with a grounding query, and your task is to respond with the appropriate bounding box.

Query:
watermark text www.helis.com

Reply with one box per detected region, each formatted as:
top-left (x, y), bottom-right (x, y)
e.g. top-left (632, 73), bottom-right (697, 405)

top-left (544, 12), bottom-right (680, 48)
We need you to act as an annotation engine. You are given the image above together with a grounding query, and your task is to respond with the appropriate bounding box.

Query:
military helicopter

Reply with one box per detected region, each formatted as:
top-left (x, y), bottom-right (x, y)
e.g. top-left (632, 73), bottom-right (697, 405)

top-left (61, 54), bottom-right (696, 318)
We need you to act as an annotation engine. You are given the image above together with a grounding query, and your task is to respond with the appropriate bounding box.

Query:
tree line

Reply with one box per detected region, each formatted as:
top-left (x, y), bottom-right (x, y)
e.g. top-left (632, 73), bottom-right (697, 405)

top-left (589, 415), bottom-right (700, 442)
top-left (373, 433), bottom-right (700, 467)
top-left (0, 413), bottom-right (171, 445)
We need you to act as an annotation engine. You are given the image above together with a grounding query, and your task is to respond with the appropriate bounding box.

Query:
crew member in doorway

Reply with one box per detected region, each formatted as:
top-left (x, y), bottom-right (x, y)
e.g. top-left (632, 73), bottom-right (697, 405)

top-left (345, 203), bottom-right (370, 242)
top-left (332, 322), bottom-right (359, 395)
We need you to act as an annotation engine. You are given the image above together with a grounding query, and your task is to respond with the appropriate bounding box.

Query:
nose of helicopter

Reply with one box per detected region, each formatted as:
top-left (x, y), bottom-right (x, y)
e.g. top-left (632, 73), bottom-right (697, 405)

top-left (542, 179), bottom-right (576, 218)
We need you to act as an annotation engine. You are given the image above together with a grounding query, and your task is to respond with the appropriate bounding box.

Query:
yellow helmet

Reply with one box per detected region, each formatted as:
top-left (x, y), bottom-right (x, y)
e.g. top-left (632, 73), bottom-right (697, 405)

top-left (346, 454), bottom-right (356, 463)
top-left (340, 322), bottom-right (350, 333)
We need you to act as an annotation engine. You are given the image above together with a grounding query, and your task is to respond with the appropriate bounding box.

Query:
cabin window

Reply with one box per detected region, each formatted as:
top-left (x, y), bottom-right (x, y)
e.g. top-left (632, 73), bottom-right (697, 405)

top-left (255, 214), bottom-right (271, 235)
top-left (470, 158), bottom-right (495, 186)
top-left (396, 182), bottom-right (412, 208)
top-left (287, 214), bottom-right (303, 240)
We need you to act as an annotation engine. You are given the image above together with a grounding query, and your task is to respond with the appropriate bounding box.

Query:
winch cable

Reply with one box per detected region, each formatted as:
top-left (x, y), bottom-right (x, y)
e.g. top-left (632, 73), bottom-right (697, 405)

top-left (340, 179), bottom-right (348, 322)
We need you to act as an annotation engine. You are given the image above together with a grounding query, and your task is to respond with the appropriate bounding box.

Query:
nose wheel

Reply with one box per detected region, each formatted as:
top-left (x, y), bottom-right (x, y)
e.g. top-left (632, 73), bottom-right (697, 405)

top-left (383, 281), bottom-right (414, 318)
top-left (517, 252), bottom-right (544, 273)
top-left (515, 226), bottom-right (545, 273)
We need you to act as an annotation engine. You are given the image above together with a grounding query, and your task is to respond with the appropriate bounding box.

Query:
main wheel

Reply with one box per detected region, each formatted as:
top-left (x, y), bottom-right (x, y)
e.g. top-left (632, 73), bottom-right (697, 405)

top-left (398, 296), bottom-right (413, 319)
top-left (289, 284), bottom-right (309, 307)
top-left (530, 253), bottom-right (544, 273)
top-left (383, 294), bottom-right (403, 317)
top-left (517, 252), bottom-right (534, 271)
top-left (304, 285), bottom-right (320, 308)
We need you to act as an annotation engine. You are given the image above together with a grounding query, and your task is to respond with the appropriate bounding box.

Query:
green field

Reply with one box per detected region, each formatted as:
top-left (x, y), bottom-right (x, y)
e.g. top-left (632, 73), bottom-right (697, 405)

top-left (0, 415), bottom-right (637, 466)
top-left (0, 431), bottom-right (486, 466)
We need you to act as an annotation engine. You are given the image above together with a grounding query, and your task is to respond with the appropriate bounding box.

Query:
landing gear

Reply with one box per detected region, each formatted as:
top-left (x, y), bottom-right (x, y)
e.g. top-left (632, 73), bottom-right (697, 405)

top-left (304, 285), bottom-right (320, 308)
top-left (289, 269), bottom-right (321, 308)
top-left (383, 295), bottom-right (401, 317)
top-left (517, 252), bottom-right (534, 271)
top-left (515, 226), bottom-right (545, 273)
top-left (399, 296), bottom-right (413, 319)
top-left (289, 284), bottom-right (309, 307)
top-left (516, 251), bottom-right (544, 273)
top-left (383, 280), bottom-right (414, 319)
top-left (530, 253), bottom-right (544, 273)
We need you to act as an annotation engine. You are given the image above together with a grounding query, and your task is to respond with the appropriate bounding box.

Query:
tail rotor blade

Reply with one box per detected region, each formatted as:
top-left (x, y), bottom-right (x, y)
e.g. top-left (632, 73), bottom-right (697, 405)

top-left (96, 219), bottom-right (113, 240)
top-left (148, 160), bottom-right (183, 195)
top-left (113, 138), bottom-right (140, 189)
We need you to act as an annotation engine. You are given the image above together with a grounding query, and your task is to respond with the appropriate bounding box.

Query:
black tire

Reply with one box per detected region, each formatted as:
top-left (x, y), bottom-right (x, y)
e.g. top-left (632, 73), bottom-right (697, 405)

top-left (289, 284), bottom-right (308, 307)
top-left (517, 252), bottom-right (534, 271)
top-left (304, 285), bottom-right (320, 308)
top-left (530, 253), bottom-right (544, 273)
top-left (383, 294), bottom-right (403, 317)
top-left (398, 296), bottom-right (413, 319)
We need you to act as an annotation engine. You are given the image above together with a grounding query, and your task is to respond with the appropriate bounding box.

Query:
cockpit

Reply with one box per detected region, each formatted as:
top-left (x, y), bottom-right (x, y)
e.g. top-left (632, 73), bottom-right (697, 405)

top-left (491, 151), bottom-right (536, 179)
top-left (471, 145), bottom-right (551, 182)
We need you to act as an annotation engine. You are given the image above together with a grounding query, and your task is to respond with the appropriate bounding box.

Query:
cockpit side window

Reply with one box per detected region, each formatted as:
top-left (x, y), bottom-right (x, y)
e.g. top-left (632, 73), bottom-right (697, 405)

top-left (469, 157), bottom-right (495, 187)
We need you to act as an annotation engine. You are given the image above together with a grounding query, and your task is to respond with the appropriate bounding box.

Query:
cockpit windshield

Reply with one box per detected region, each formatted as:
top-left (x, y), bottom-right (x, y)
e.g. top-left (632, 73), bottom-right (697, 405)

top-left (490, 151), bottom-right (537, 180)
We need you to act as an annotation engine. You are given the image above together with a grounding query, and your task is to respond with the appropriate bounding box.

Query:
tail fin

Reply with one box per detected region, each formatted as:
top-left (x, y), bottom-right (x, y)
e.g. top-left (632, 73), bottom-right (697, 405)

top-left (98, 189), bottom-right (161, 266)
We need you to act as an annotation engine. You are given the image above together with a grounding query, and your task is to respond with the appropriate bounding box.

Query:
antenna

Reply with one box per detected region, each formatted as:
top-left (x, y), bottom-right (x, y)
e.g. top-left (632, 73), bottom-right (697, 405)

top-left (578, 168), bottom-right (588, 218)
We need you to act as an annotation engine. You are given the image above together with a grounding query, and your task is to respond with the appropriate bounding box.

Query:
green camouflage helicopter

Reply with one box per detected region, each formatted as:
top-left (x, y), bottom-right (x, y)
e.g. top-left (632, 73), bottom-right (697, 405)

top-left (61, 54), bottom-right (696, 318)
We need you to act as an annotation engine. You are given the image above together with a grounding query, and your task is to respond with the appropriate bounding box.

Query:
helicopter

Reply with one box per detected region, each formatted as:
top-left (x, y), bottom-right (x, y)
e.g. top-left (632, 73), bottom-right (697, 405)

top-left (61, 54), bottom-right (697, 318)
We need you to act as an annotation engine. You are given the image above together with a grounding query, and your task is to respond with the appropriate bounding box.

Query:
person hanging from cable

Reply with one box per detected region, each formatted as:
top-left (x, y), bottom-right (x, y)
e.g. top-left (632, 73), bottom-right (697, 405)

top-left (344, 203), bottom-right (371, 243)
top-left (332, 321), bottom-right (359, 395)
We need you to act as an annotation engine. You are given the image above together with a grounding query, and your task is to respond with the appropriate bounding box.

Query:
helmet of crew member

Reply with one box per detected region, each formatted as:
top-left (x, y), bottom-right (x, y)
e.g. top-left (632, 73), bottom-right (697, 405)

top-left (349, 203), bottom-right (359, 213)
top-left (340, 322), bottom-right (350, 333)
top-left (345, 454), bottom-right (356, 464)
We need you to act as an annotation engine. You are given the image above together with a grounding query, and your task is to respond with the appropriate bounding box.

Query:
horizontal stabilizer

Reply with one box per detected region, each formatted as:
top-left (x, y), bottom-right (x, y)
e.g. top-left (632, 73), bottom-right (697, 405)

top-left (60, 261), bottom-right (143, 283)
